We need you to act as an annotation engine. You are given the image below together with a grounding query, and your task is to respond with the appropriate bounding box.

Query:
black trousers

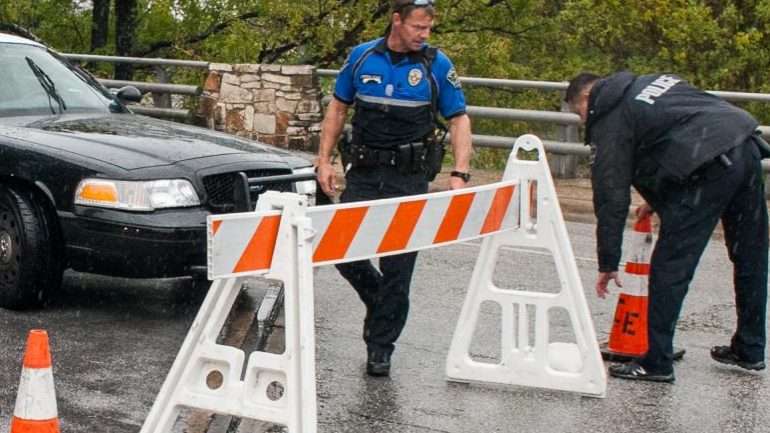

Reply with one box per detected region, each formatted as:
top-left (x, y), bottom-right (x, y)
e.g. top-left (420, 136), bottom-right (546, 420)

top-left (641, 140), bottom-right (768, 373)
top-left (335, 166), bottom-right (428, 355)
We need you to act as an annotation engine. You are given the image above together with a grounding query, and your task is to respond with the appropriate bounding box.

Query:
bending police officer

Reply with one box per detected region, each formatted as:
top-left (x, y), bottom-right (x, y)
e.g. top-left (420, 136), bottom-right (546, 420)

top-left (566, 71), bottom-right (768, 382)
top-left (316, 0), bottom-right (473, 377)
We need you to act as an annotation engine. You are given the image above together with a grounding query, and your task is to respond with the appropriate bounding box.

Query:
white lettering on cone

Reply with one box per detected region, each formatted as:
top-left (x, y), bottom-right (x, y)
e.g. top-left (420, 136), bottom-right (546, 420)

top-left (635, 75), bottom-right (682, 105)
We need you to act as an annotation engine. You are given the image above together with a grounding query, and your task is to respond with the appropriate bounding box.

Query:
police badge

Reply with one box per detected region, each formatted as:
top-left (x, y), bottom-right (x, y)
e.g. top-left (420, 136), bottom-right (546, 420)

top-left (408, 68), bottom-right (423, 86)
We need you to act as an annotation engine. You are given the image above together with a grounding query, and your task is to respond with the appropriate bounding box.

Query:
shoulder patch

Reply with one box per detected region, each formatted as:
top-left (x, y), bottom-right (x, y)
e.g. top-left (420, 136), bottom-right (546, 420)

top-left (446, 67), bottom-right (461, 89)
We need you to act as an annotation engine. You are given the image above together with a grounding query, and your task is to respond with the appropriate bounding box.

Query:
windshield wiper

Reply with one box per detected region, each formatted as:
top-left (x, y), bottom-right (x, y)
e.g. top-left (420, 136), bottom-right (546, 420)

top-left (50, 51), bottom-right (127, 113)
top-left (25, 57), bottom-right (67, 115)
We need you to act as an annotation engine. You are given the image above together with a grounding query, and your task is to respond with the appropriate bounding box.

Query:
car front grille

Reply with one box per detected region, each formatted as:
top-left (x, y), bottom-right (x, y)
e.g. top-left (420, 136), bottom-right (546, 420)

top-left (203, 169), bottom-right (293, 213)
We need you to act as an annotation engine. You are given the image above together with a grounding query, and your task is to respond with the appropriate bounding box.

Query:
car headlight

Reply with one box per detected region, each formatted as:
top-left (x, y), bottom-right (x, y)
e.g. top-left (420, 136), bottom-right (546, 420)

top-left (293, 166), bottom-right (317, 197)
top-left (75, 178), bottom-right (200, 211)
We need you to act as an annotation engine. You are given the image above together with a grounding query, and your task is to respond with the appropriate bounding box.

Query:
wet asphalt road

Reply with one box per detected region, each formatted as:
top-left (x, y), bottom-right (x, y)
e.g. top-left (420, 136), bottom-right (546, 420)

top-left (0, 220), bottom-right (768, 433)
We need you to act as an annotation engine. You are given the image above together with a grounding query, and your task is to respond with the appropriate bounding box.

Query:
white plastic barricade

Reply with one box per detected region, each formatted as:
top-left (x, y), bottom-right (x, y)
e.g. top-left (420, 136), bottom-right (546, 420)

top-left (445, 135), bottom-right (606, 396)
top-left (141, 134), bottom-right (605, 433)
top-left (141, 193), bottom-right (318, 433)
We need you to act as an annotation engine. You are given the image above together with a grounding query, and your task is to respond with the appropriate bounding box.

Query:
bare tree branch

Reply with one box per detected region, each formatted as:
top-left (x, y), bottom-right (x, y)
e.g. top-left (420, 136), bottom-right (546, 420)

top-left (136, 10), bottom-right (262, 57)
top-left (436, 22), bottom-right (545, 38)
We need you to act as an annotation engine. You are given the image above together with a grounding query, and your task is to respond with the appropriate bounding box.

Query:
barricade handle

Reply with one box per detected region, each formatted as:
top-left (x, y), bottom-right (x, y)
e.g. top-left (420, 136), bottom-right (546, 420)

top-left (511, 134), bottom-right (545, 162)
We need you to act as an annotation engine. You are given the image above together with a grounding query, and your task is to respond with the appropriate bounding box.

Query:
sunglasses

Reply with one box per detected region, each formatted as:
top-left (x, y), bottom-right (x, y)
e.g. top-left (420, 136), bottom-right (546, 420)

top-left (397, 0), bottom-right (435, 9)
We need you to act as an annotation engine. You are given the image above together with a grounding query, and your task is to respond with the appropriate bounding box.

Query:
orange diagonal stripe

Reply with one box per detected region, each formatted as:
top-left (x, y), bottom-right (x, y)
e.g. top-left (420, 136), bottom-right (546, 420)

top-left (480, 186), bottom-right (515, 234)
top-left (233, 215), bottom-right (281, 273)
top-left (313, 207), bottom-right (369, 262)
top-left (211, 220), bottom-right (222, 236)
top-left (434, 193), bottom-right (475, 244)
top-left (377, 200), bottom-right (427, 253)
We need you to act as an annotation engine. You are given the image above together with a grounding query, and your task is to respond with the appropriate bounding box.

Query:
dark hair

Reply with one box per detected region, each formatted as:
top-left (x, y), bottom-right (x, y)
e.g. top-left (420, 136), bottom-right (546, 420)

top-left (391, 0), bottom-right (436, 19)
top-left (565, 72), bottom-right (601, 103)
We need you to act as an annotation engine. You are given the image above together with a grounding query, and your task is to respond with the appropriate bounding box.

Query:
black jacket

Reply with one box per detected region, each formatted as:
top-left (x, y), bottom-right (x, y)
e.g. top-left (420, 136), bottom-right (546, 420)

top-left (586, 72), bottom-right (758, 272)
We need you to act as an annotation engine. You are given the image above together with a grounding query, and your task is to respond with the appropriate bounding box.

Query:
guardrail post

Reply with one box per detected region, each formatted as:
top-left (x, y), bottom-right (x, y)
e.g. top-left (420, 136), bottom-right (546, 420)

top-left (548, 100), bottom-right (580, 178)
top-left (152, 66), bottom-right (172, 109)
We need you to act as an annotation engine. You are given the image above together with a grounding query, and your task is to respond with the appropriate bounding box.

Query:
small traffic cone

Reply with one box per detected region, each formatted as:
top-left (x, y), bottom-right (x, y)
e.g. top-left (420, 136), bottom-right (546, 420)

top-left (10, 330), bottom-right (60, 433)
top-left (600, 216), bottom-right (686, 362)
top-left (608, 216), bottom-right (652, 358)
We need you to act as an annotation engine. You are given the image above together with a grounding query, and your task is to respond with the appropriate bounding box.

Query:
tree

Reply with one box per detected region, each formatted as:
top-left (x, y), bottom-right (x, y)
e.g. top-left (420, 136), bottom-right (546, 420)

top-left (115, 0), bottom-right (137, 80)
top-left (90, 0), bottom-right (109, 52)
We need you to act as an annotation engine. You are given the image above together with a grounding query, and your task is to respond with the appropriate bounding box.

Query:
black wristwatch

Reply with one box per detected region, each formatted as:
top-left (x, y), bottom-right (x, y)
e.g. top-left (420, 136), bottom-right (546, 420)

top-left (450, 170), bottom-right (471, 182)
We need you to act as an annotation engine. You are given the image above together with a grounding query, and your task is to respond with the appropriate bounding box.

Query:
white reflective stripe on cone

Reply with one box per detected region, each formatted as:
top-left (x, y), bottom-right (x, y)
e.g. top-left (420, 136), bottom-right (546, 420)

top-left (14, 367), bottom-right (58, 420)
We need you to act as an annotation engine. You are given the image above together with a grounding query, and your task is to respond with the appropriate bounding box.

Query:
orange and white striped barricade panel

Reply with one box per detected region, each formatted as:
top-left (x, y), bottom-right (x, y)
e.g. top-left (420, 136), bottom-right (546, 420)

top-left (141, 193), bottom-right (317, 433)
top-left (207, 180), bottom-right (520, 278)
top-left (445, 134), bottom-right (606, 398)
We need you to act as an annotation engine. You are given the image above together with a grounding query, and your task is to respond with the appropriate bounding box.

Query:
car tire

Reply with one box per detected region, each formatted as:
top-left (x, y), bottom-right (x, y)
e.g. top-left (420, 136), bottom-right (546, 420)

top-left (0, 185), bottom-right (62, 310)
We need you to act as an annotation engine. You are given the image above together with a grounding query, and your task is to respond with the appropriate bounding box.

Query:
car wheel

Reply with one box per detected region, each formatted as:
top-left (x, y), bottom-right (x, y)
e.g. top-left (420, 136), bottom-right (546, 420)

top-left (0, 185), bottom-right (62, 310)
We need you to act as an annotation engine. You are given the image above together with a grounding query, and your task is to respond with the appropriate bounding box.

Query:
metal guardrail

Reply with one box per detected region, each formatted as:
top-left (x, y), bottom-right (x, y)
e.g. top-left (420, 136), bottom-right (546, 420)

top-left (467, 106), bottom-right (579, 125)
top-left (319, 69), bottom-right (770, 104)
top-left (99, 79), bottom-right (200, 96)
top-left (130, 106), bottom-right (191, 120)
top-left (322, 69), bottom-right (770, 172)
top-left (64, 55), bottom-right (770, 170)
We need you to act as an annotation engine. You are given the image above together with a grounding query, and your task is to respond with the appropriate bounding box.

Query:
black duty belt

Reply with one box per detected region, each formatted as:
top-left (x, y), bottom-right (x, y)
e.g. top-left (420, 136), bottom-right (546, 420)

top-left (357, 142), bottom-right (424, 167)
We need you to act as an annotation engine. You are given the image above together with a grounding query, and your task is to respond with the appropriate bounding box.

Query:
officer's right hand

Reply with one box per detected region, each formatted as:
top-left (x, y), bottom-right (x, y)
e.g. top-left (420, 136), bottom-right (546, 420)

top-left (596, 271), bottom-right (622, 299)
top-left (316, 161), bottom-right (337, 197)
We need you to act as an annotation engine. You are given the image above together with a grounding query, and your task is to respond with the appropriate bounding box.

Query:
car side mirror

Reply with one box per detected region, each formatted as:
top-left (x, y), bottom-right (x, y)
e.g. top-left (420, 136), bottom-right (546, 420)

top-left (114, 86), bottom-right (143, 103)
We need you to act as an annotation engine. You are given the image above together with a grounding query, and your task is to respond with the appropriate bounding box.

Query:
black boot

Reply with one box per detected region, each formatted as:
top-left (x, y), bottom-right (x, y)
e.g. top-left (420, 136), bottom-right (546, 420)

top-left (366, 350), bottom-right (391, 377)
top-left (711, 345), bottom-right (766, 371)
top-left (608, 361), bottom-right (675, 383)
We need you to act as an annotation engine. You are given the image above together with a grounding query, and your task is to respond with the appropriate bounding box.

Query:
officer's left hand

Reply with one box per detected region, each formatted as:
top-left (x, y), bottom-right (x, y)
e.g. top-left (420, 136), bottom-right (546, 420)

top-left (449, 176), bottom-right (467, 190)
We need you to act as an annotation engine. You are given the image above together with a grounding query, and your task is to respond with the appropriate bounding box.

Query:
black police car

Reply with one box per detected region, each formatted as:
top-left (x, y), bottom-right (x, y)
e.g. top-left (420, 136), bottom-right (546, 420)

top-left (0, 33), bottom-right (316, 309)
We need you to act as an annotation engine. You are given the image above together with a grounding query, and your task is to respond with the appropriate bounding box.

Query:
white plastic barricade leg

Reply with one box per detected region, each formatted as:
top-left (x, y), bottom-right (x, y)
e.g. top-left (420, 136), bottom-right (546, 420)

top-left (445, 134), bottom-right (606, 397)
top-left (140, 192), bottom-right (317, 433)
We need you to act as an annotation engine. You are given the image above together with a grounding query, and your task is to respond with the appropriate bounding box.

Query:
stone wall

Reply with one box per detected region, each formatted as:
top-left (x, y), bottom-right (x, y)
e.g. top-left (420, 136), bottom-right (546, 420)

top-left (198, 63), bottom-right (323, 151)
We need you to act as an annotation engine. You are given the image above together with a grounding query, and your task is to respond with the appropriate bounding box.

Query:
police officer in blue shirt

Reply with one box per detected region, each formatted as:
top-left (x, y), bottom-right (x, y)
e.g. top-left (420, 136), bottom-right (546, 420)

top-left (316, 0), bottom-right (473, 377)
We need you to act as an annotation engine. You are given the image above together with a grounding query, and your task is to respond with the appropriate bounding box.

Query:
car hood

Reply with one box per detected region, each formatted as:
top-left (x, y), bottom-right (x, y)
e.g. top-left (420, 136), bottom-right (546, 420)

top-left (0, 113), bottom-right (307, 170)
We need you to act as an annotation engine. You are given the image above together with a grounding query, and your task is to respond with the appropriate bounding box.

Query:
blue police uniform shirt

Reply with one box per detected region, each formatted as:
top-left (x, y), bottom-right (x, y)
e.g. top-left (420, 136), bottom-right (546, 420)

top-left (335, 37), bottom-right (466, 118)
top-left (334, 38), bottom-right (466, 148)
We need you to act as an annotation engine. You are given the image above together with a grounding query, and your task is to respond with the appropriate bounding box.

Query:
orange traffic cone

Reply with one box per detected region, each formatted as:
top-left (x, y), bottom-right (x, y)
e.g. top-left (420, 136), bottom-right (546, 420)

top-left (10, 330), bottom-right (60, 433)
top-left (600, 216), bottom-right (686, 362)
top-left (607, 216), bottom-right (652, 357)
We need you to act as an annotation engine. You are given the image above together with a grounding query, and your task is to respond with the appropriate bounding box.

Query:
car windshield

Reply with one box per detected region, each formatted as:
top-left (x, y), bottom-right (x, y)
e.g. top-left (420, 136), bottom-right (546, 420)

top-left (0, 43), bottom-right (114, 117)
